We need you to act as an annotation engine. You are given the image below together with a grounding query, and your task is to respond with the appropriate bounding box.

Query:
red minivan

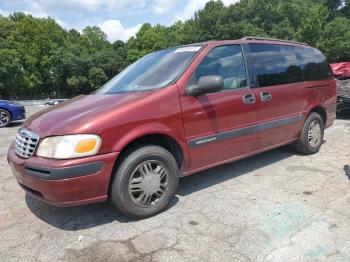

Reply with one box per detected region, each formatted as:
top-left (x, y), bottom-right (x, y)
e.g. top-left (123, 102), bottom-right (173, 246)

top-left (8, 37), bottom-right (336, 218)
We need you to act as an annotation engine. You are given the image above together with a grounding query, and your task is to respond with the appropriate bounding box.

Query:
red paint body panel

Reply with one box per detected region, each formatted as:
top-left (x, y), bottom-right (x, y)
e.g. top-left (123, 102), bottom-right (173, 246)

top-left (256, 82), bottom-right (307, 149)
top-left (7, 38), bottom-right (337, 207)
top-left (180, 89), bottom-right (259, 170)
top-left (177, 42), bottom-right (260, 170)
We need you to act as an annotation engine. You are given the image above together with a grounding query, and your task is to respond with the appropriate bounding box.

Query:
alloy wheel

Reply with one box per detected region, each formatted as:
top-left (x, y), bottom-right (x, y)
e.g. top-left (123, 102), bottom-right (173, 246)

top-left (0, 110), bottom-right (10, 127)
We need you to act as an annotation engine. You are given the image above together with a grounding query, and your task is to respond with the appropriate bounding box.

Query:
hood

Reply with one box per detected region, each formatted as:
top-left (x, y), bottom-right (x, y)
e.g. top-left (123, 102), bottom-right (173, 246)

top-left (0, 100), bottom-right (11, 104)
top-left (24, 92), bottom-right (151, 137)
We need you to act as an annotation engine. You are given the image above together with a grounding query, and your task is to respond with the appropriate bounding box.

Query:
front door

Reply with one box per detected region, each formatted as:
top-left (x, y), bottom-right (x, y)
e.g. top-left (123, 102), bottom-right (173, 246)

top-left (179, 44), bottom-right (259, 171)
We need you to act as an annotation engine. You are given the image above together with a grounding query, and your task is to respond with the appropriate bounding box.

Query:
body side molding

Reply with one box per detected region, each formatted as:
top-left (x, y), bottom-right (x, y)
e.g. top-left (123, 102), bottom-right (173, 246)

top-left (188, 114), bottom-right (304, 148)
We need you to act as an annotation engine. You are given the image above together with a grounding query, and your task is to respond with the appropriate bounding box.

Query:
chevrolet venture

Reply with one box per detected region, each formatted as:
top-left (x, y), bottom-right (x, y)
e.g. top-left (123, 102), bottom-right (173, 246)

top-left (8, 37), bottom-right (336, 218)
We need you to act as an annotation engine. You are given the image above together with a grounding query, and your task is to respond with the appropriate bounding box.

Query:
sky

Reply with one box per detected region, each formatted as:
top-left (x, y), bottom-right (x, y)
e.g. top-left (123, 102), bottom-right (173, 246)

top-left (0, 0), bottom-right (239, 42)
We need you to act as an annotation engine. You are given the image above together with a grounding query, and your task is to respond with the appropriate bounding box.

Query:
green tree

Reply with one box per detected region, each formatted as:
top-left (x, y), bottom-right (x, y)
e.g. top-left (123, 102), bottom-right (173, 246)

top-left (319, 17), bottom-right (350, 62)
top-left (0, 1), bottom-right (349, 100)
top-left (297, 4), bottom-right (330, 45)
top-left (0, 49), bottom-right (24, 98)
top-left (67, 76), bottom-right (89, 95)
top-left (88, 67), bottom-right (107, 90)
top-left (340, 0), bottom-right (350, 17)
top-left (193, 0), bottom-right (225, 42)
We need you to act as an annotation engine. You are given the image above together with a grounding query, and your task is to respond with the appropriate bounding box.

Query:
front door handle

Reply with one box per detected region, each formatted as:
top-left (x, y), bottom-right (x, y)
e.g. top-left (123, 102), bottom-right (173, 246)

top-left (260, 92), bottom-right (272, 102)
top-left (242, 94), bottom-right (256, 104)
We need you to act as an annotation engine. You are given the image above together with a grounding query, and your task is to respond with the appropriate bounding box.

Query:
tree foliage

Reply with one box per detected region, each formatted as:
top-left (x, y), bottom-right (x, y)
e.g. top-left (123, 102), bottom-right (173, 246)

top-left (0, 0), bottom-right (349, 99)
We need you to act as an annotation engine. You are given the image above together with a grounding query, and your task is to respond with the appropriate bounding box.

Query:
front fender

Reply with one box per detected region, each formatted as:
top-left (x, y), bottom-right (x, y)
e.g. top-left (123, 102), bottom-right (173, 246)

top-left (110, 122), bottom-right (190, 172)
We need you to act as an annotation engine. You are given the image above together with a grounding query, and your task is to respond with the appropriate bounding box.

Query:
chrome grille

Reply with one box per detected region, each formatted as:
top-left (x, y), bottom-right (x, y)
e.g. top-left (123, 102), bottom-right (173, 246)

top-left (15, 128), bottom-right (40, 158)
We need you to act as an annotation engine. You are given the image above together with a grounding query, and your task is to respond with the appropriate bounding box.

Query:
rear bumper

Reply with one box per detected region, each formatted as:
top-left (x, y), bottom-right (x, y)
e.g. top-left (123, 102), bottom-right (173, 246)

top-left (7, 143), bottom-right (119, 206)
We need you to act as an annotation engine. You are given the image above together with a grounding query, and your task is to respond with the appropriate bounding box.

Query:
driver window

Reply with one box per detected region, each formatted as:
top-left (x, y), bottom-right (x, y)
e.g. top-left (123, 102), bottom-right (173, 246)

top-left (195, 45), bottom-right (247, 90)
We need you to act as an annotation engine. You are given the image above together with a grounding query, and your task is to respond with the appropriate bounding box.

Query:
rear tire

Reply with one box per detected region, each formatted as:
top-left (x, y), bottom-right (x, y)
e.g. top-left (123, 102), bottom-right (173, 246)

top-left (0, 109), bottom-right (11, 128)
top-left (110, 145), bottom-right (179, 219)
top-left (295, 112), bottom-right (324, 155)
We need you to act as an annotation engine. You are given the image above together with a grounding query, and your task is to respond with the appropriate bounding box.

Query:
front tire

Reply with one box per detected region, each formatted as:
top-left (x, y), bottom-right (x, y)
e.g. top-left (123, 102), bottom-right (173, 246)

top-left (110, 145), bottom-right (179, 219)
top-left (295, 112), bottom-right (324, 155)
top-left (0, 109), bottom-right (11, 128)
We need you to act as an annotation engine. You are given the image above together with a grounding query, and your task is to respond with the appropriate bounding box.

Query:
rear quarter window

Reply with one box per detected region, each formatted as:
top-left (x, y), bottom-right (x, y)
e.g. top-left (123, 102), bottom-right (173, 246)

top-left (248, 43), bottom-right (303, 87)
top-left (293, 46), bottom-right (332, 81)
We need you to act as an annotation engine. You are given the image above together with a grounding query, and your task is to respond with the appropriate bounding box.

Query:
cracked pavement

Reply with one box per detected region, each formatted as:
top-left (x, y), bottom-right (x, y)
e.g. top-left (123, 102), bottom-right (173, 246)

top-left (1, 106), bottom-right (350, 261)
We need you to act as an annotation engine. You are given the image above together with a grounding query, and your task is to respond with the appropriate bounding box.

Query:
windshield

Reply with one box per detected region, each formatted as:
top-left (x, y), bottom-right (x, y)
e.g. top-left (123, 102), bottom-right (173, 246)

top-left (96, 46), bottom-right (203, 94)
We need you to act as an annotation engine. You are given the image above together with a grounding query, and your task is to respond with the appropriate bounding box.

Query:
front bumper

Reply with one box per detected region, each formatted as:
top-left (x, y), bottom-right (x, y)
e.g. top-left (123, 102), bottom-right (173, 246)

top-left (7, 143), bottom-right (119, 206)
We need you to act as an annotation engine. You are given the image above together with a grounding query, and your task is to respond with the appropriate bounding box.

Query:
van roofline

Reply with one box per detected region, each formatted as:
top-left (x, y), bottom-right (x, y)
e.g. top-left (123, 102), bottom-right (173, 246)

top-left (157, 37), bottom-right (310, 52)
top-left (179, 37), bottom-right (310, 47)
top-left (240, 36), bottom-right (309, 46)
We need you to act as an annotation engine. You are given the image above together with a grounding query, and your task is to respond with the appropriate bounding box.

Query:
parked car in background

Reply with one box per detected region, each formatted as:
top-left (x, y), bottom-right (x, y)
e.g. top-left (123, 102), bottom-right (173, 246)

top-left (330, 62), bottom-right (350, 116)
top-left (331, 62), bottom-right (350, 79)
top-left (44, 99), bottom-right (65, 106)
top-left (0, 100), bottom-right (25, 127)
top-left (8, 37), bottom-right (336, 218)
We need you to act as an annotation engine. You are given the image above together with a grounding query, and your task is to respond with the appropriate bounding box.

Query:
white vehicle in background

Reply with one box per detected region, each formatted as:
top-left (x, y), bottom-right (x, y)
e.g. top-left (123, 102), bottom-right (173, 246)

top-left (44, 99), bottom-right (66, 106)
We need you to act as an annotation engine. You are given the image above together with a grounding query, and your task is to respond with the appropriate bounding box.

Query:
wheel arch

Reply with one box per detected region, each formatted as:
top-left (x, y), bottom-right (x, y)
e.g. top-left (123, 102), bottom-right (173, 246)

top-left (308, 106), bottom-right (327, 125)
top-left (0, 107), bottom-right (13, 118)
top-left (116, 133), bottom-right (185, 171)
top-left (107, 132), bottom-right (186, 196)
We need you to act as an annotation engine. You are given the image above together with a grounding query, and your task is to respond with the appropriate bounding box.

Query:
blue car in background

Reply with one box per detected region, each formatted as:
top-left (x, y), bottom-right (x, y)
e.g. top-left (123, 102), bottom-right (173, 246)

top-left (0, 100), bottom-right (26, 127)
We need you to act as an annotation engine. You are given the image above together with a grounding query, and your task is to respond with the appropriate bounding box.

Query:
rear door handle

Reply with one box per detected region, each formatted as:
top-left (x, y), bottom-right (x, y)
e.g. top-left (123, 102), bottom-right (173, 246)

top-left (260, 92), bottom-right (272, 102)
top-left (242, 94), bottom-right (256, 104)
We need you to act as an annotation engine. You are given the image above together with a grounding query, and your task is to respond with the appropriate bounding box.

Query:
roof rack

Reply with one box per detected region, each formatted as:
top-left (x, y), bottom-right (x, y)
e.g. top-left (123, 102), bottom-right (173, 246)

top-left (241, 36), bottom-right (309, 46)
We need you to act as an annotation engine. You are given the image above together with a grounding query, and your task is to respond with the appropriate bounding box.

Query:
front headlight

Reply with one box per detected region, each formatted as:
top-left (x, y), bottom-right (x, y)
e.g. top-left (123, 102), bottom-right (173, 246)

top-left (36, 134), bottom-right (102, 159)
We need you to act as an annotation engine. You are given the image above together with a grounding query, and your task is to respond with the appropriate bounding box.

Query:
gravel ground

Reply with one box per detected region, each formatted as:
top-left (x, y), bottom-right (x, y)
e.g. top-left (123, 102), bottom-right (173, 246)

top-left (337, 79), bottom-right (350, 98)
top-left (1, 106), bottom-right (350, 262)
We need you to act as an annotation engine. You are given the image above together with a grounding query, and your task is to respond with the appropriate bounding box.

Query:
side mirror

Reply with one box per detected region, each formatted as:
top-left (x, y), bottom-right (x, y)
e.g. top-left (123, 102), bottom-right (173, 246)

top-left (186, 75), bottom-right (224, 96)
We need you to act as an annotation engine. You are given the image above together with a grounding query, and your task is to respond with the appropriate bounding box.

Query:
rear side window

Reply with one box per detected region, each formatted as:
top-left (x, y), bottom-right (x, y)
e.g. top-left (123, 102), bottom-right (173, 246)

top-left (249, 44), bottom-right (303, 87)
top-left (195, 45), bottom-right (247, 90)
top-left (293, 46), bottom-right (332, 81)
